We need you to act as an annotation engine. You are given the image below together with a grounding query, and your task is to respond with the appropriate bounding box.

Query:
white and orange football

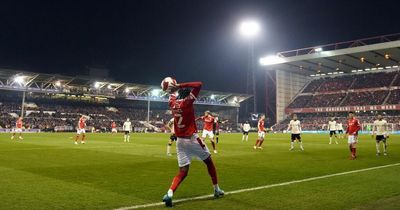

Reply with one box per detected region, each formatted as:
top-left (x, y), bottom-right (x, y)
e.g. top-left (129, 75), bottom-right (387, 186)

top-left (161, 77), bottom-right (177, 92)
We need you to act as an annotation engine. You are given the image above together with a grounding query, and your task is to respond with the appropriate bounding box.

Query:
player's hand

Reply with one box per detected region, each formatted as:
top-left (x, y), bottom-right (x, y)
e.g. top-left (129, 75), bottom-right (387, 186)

top-left (169, 83), bottom-right (179, 93)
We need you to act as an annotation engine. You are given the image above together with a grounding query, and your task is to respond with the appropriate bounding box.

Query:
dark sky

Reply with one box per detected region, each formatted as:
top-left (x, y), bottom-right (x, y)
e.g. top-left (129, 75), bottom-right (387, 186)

top-left (1, 0), bottom-right (399, 93)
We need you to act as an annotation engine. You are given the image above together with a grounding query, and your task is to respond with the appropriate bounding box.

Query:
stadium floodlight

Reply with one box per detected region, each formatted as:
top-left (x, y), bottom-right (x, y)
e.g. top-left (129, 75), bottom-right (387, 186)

top-left (94, 82), bottom-right (101, 88)
top-left (151, 89), bottom-right (161, 96)
top-left (125, 88), bottom-right (130, 93)
top-left (14, 76), bottom-right (25, 84)
top-left (365, 68), bottom-right (371, 71)
top-left (357, 69), bottom-right (363, 72)
top-left (210, 94), bottom-right (216, 100)
top-left (259, 55), bottom-right (284, 66)
top-left (351, 70), bottom-right (357, 73)
top-left (315, 47), bottom-right (323, 52)
top-left (385, 66), bottom-right (392, 69)
top-left (55, 81), bottom-right (61, 87)
top-left (238, 20), bottom-right (260, 39)
top-left (393, 65), bottom-right (399, 68)
top-left (310, 74), bottom-right (316, 77)
top-left (107, 84), bottom-right (112, 89)
top-left (339, 72), bottom-right (344, 74)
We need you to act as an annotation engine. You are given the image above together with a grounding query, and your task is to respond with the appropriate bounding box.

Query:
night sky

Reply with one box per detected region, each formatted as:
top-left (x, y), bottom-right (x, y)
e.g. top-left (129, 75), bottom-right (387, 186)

top-left (1, 0), bottom-right (399, 94)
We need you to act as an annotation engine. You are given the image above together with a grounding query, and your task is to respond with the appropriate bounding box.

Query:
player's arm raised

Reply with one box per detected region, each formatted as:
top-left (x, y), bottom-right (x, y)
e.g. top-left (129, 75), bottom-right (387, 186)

top-left (177, 82), bottom-right (202, 98)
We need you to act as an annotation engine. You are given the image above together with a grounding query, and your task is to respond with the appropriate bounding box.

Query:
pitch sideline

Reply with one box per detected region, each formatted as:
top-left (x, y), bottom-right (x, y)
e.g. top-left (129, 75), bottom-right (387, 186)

top-left (115, 162), bottom-right (400, 210)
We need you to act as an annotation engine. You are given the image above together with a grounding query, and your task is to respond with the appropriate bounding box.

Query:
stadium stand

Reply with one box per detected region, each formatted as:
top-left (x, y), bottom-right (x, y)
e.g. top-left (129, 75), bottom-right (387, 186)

top-left (273, 70), bottom-right (400, 131)
top-left (287, 71), bottom-right (400, 108)
top-left (0, 90), bottom-right (238, 132)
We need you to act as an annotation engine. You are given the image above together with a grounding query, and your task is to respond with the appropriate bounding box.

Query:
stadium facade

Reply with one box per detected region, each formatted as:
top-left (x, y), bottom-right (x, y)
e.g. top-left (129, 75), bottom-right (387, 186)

top-left (260, 33), bottom-right (400, 130)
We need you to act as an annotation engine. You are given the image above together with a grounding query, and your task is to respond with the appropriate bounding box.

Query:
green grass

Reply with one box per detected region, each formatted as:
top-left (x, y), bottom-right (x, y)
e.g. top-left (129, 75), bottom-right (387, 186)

top-left (0, 132), bottom-right (399, 210)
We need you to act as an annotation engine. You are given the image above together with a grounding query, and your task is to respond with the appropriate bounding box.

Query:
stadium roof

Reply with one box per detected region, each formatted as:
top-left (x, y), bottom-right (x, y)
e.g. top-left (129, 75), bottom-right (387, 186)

top-left (259, 33), bottom-right (400, 76)
top-left (0, 69), bottom-right (251, 107)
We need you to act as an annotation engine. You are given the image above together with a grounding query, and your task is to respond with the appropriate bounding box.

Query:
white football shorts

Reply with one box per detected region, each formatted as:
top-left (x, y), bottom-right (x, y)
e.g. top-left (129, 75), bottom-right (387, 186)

top-left (258, 131), bottom-right (265, 139)
top-left (77, 128), bottom-right (86, 135)
top-left (14, 128), bottom-right (23, 133)
top-left (348, 135), bottom-right (358, 144)
top-left (176, 134), bottom-right (211, 167)
top-left (202, 129), bottom-right (214, 138)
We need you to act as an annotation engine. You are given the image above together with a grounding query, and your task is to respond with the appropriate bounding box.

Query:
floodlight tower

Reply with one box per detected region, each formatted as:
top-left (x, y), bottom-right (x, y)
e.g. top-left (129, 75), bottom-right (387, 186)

top-left (238, 20), bottom-right (261, 113)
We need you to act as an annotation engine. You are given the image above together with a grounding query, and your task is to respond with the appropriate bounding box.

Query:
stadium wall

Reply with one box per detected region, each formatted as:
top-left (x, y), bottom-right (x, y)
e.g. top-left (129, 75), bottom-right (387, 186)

top-left (276, 71), bottom-right (310, 123)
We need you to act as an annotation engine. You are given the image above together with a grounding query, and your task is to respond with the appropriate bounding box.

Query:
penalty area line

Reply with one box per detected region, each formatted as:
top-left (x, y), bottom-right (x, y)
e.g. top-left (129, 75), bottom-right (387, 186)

top-left (115, 162), bottom-right (400, 210)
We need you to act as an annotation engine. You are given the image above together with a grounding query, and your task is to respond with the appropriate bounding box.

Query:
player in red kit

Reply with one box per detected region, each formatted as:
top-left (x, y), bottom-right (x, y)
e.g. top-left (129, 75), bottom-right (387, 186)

top-left (197, 111), bottom-right (218, 153)
top-left (11, 117), bottom-right (24, 140)
top-left (162, 81), bottom-right (224, 207)
top-left (111, 121), bottom-right (117, 134)
top-left (75, 115), bottom-right (87, 144)
top-left (346, 111), bottom-right (361, 160)
top-left (254, 115), bottom-right (266, 149)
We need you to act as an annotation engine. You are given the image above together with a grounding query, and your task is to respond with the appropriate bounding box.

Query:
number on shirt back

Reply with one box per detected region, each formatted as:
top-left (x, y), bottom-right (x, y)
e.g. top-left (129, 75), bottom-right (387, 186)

top-left (175, 113), bottom-right (185, 128)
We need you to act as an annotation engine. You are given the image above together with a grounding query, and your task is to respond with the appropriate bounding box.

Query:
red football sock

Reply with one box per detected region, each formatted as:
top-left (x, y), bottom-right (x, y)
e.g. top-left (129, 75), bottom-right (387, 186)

top-left (204, 158), bottom-right (218, 185)
top-left (82, 134), bottom-right (85, 141)
top-left (170, 170), bottom-right (188, 192)
top-left (259, 140), bottom-right (264, 147)
top-left (255, 139), bottom-right (260, 146)
top-left (211, 141), bottom-right (216, 150)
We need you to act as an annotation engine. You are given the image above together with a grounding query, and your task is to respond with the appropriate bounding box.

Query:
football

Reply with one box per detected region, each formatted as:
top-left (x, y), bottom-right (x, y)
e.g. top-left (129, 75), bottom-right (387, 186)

top-left (161, 77), bottom-right (177, 92)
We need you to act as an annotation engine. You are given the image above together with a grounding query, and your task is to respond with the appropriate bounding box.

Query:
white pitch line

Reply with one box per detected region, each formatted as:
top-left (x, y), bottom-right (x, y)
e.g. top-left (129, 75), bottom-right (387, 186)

top-left (115, 162), bottom-right (400, 210)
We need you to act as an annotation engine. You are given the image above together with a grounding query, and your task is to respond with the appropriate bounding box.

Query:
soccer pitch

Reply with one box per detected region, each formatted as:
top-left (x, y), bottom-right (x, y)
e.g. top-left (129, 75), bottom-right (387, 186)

top-left (0, 133), bottom-right (399, 210)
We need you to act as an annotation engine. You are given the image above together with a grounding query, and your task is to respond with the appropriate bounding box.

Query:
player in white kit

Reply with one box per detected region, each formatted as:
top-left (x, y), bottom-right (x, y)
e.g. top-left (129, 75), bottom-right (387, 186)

top-left (287, 114), bottom-right (303, 151)
top-left (123, 118), bottom-right (132, 142)
top-left (372, 115), bottom-right (389, 156)
top-left (328, 118), bottom-right (338, 144)
top-left (242, 121), bottom-right (251, 142)
top-left (336, 122), bottom-right (344, 139)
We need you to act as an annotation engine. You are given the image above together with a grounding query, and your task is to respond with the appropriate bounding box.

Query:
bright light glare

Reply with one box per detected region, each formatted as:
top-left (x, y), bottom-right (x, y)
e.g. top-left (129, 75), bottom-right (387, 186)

top-left (14, 76), bottom-right (25, 84)
top-left (107, 84), bottom-right (112, 89)
top-left (315, 47), bottom-right (323, 52)
top-left (239, 20), bottom-right (260, 38)
top-left (94, 82), bottom-right (101, 88)
top-left (259, 55), bottom-right (284, 66)
top-left (151, 89), bottom-right (161, 96)
top-left (210, 94), bottom-right (216, 100)
top-left (55, 81), bottom-right (61, 87)
top-left (125, 88), bottom-right (130, 93)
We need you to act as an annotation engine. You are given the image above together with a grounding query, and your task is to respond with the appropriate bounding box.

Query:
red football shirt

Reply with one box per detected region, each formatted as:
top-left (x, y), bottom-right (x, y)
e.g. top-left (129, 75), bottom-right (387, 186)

top-left (258, 119), bottom-right (265, 132)
top-left (111, 122), bottom-right (116, 128)
top-left (201, 115), bottom-right (215, 131)
top-left (169, 82), bottom-right (202, 137)
top-left (346, 118), bottom-right (360, 135)
top-left (78, 117), bottom-right (86, 129)
top-left (16, 119), bottom-right (23, 128)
